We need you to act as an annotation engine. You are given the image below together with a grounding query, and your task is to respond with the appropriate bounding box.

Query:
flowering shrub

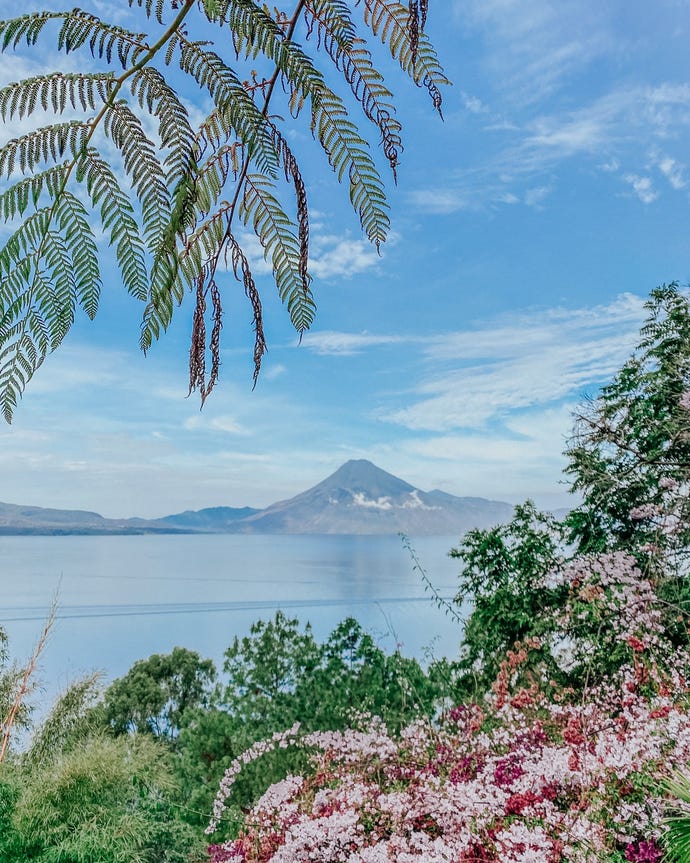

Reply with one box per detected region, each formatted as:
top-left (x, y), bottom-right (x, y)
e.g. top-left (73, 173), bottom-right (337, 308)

top-left (207, 552), bottom-right (690, 863)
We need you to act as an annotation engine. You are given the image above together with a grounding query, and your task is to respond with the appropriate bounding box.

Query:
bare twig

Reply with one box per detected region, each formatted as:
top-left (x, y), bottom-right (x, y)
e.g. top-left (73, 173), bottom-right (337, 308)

top-left (0, 595), bottom-right (57, 762)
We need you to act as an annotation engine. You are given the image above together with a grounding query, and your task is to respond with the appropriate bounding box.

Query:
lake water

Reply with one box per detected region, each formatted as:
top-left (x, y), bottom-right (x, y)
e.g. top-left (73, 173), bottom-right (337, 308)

top-left (1, 534), bottom-right (466, 703)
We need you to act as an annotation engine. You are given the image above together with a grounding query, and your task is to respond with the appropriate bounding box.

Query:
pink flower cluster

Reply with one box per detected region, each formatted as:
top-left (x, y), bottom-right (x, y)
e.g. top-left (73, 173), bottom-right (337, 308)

top-left (207, 554), bottom-right (690, 863)
top-left (553, 551), bottom-right (666, 655)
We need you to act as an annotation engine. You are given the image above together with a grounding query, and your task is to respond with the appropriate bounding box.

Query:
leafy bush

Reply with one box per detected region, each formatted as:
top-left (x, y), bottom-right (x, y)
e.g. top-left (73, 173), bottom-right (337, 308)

top-left (207, 552), bottom-right (690, 862)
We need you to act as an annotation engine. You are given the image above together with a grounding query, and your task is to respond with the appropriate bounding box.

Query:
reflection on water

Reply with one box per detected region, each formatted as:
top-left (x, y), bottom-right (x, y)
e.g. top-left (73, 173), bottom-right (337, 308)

top-left (1, 534), bottom-right (465, 700)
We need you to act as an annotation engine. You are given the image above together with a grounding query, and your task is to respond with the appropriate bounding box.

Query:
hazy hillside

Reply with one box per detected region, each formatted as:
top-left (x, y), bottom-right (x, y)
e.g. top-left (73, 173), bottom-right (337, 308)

top-left (227, 460), bottom-right (513, 535)
top-left (0, 461), bottom-right (514, 535)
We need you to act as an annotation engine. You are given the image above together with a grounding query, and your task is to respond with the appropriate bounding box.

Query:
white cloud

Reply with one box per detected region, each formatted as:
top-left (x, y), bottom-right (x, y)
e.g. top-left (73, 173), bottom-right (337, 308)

top-left (623, 173), bottom-right (659, 204)
top-left (309, 235), bottom-right (380, 279)
top-left (599, 158), bottom-right (620, 173)
top-left (300, 331), bottom-right (407, 356)
top-left (461, 92), bottom-right (486, 114)
top-left (395, 404), bottom-right (576, 506)
top-left (407, 189), bottom-right (471, 214)
top-left (455, 0), bottom-right (613, 104)
top-left (524, 185), bottom-right (552, 207)
top-left (184, 414), bottom-right (248, 435)
top-left (263, 363), bottom-right (287, 380)
top-left (415, 83), bottom-right (690, 213)
top-left (657, 154), bottom-right (686, 189)
top-left (383, 294), bottom-right (646, 432)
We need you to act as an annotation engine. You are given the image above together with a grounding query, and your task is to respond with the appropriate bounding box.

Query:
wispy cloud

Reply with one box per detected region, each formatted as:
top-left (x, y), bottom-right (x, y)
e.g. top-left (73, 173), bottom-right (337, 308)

top-left (309, 234), bottom-right (381, 279)
top-left (411, 83), bottom-right (690, 213)
top-left (455, 0), bottom-right (614, 105)
top-left (184, 414), bottom-right (249, 435)
top-left (407, 189), bottom-right (472, 215)
top-left (384, 294), bottom-right (646, 431)
top-left (397, 404), bottom-right (575, 496)
top-left (656, 154), bottom-right (687, 189)
top-left (623, 174), bottom-right (658, 204)
top-left (300, 331), bottom-right (408, 356)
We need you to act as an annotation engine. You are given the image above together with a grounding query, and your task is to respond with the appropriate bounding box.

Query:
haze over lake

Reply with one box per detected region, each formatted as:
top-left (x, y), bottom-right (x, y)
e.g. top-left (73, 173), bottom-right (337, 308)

top-left (2, 533), bottom-right (465, 702)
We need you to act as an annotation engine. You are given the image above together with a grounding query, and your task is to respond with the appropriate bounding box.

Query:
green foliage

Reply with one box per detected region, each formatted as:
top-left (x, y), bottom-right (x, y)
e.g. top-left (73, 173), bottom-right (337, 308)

top-left (1, 735), bottom-right (204, 863)
top-left (23, 672), bottom-right (101, 769)
top-left (102, 646), bottom-right (216, 739)
top-left (0, 630), bottom-right (204, 863)
top-left (0, 1), bottom-right (448, 420)
top-left (449, 501), bottom-right (567, 698)
top-left (564, 284), bottom-right (690, 562)
top-left (448, 285), bottom-right (690, 698)
top-left (165, 612), bottom-right (448, 831)
top-left (221, 611), bottom-right (441, 733)
top-left (666, 772), bottom-right (690, 862)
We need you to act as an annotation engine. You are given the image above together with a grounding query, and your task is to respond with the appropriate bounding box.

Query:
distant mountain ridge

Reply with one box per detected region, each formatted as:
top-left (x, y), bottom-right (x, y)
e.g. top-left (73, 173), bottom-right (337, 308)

top-left (221, 460), bottom-right (513, 535)
top-left (0, 460), bottom-right (514, 535)
top-left (0, 502), bottom-right (185, 535)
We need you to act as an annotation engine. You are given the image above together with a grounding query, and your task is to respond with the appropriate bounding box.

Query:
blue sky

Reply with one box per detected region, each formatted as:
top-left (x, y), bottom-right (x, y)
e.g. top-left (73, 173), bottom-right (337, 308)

top-left (1, 0), bottom-right (689, 518)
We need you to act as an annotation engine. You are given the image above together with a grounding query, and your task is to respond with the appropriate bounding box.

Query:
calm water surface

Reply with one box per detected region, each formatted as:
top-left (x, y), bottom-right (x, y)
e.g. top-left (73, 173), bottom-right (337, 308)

top-left (1, 534), bottom-right (465, 700)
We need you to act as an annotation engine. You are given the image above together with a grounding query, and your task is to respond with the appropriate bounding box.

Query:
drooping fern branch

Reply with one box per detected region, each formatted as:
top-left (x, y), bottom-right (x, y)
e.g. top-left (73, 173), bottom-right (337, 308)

top-left (0, 0), bottom-right (448, 421)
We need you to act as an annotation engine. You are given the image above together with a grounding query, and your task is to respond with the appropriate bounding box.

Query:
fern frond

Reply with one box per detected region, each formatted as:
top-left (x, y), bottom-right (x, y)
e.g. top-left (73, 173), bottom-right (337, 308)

top-left (176, 36), bottom-right (278, 176)
top-left (0, 164), bottom-right (69, 221)
top-left (240, 173), bottom-right (314, 333)
top-left (189, 274), bottom-right (222, 403)
top-left (178, 202), bottom-right (233, 289)
top-left (53, 190), bottom-right (101, 319)
top-left (0, 72), bottom-right (113, 120)
top-left (75, 147), bottom-right (148, 301)
top-left (127, 0), bottom-right (167, 26)
top-left (0, 306), bottom-right (49, 423)
top-left (0, 0), bottom-right (446, 418)
top-left (362, 0), bottom-right (449, 115)
top-left (0, 121), bottom-right (88, 178)
top-left (102, 99), bottom-right (169, 251)
top-left (41, 230), bottom-right (78, 341)
top-left (312, 89), bottom-right (389, 248)
top-left (268, 123), bottom-right (310, 300)
top-left (58, 9), bottom-right (150, 66)
top-left (0, 256), bottom-right (32, 309)
top-left (0, 258), bottom-right (75, 422)
top-left (0, 208), bottom-right (51, 264)
top-left (226, 232), bottom-right (266, 385)
top-left (129, 67), bottom-right (195, 188)
top-left (0, 11), bottom-right (61, 51)
top-left (225, 2), bottom-right (390, 247)
top-left (305, 0), bottom-right (402, 177)
top-left (195, 144), bottom-right (241, 216)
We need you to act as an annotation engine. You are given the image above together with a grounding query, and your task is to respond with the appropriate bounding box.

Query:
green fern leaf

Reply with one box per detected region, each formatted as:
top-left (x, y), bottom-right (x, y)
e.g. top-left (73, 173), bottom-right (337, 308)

top-left (53, 191), bottom-right (101, 319)
top-left (58, 10), bottom-right (150, 66)
top-left (175, 37), bottom-right (278, 176)
top-left (362, 0), bottom-right (449, 114)
top-left (306, 0), bottom-right (403, 176)
top-left (102, 99), bottom-right (169, 252)
top-left (240, 173), bottom-right (314, 333)
top-left (75, 148), bottom-right (148, 301)
top-left (0, 11), bottom-right (59, 51)
top-left (225, 2), bottom-right (390, 246)
top-left (0, 164), bottom-right (68, 221)
top-left (0, 121), bottom-right (89, 178)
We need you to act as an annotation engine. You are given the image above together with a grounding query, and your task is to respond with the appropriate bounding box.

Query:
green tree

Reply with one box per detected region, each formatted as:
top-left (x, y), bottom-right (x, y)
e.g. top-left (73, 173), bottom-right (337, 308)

top-left (448, 285), bottom-right (690, 697)
top-left (449, 502), bottom-right (567, 699)
top-left (0, 642), bottom-right (204, 863)
top-left (102, 646), bottom-right (216, 739)
top-left (221, 610), bottom-right (320, 726)
top-left (565, 284), bottom-right (690, 564)
top-left (1, 736), bottom-right (204, 863)
top-left (0, 1), bottom-right (448, 421)
top-left (172, 612), bottom-right (446, 831)
top-left (564, 284), bottom-right (690, 651)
